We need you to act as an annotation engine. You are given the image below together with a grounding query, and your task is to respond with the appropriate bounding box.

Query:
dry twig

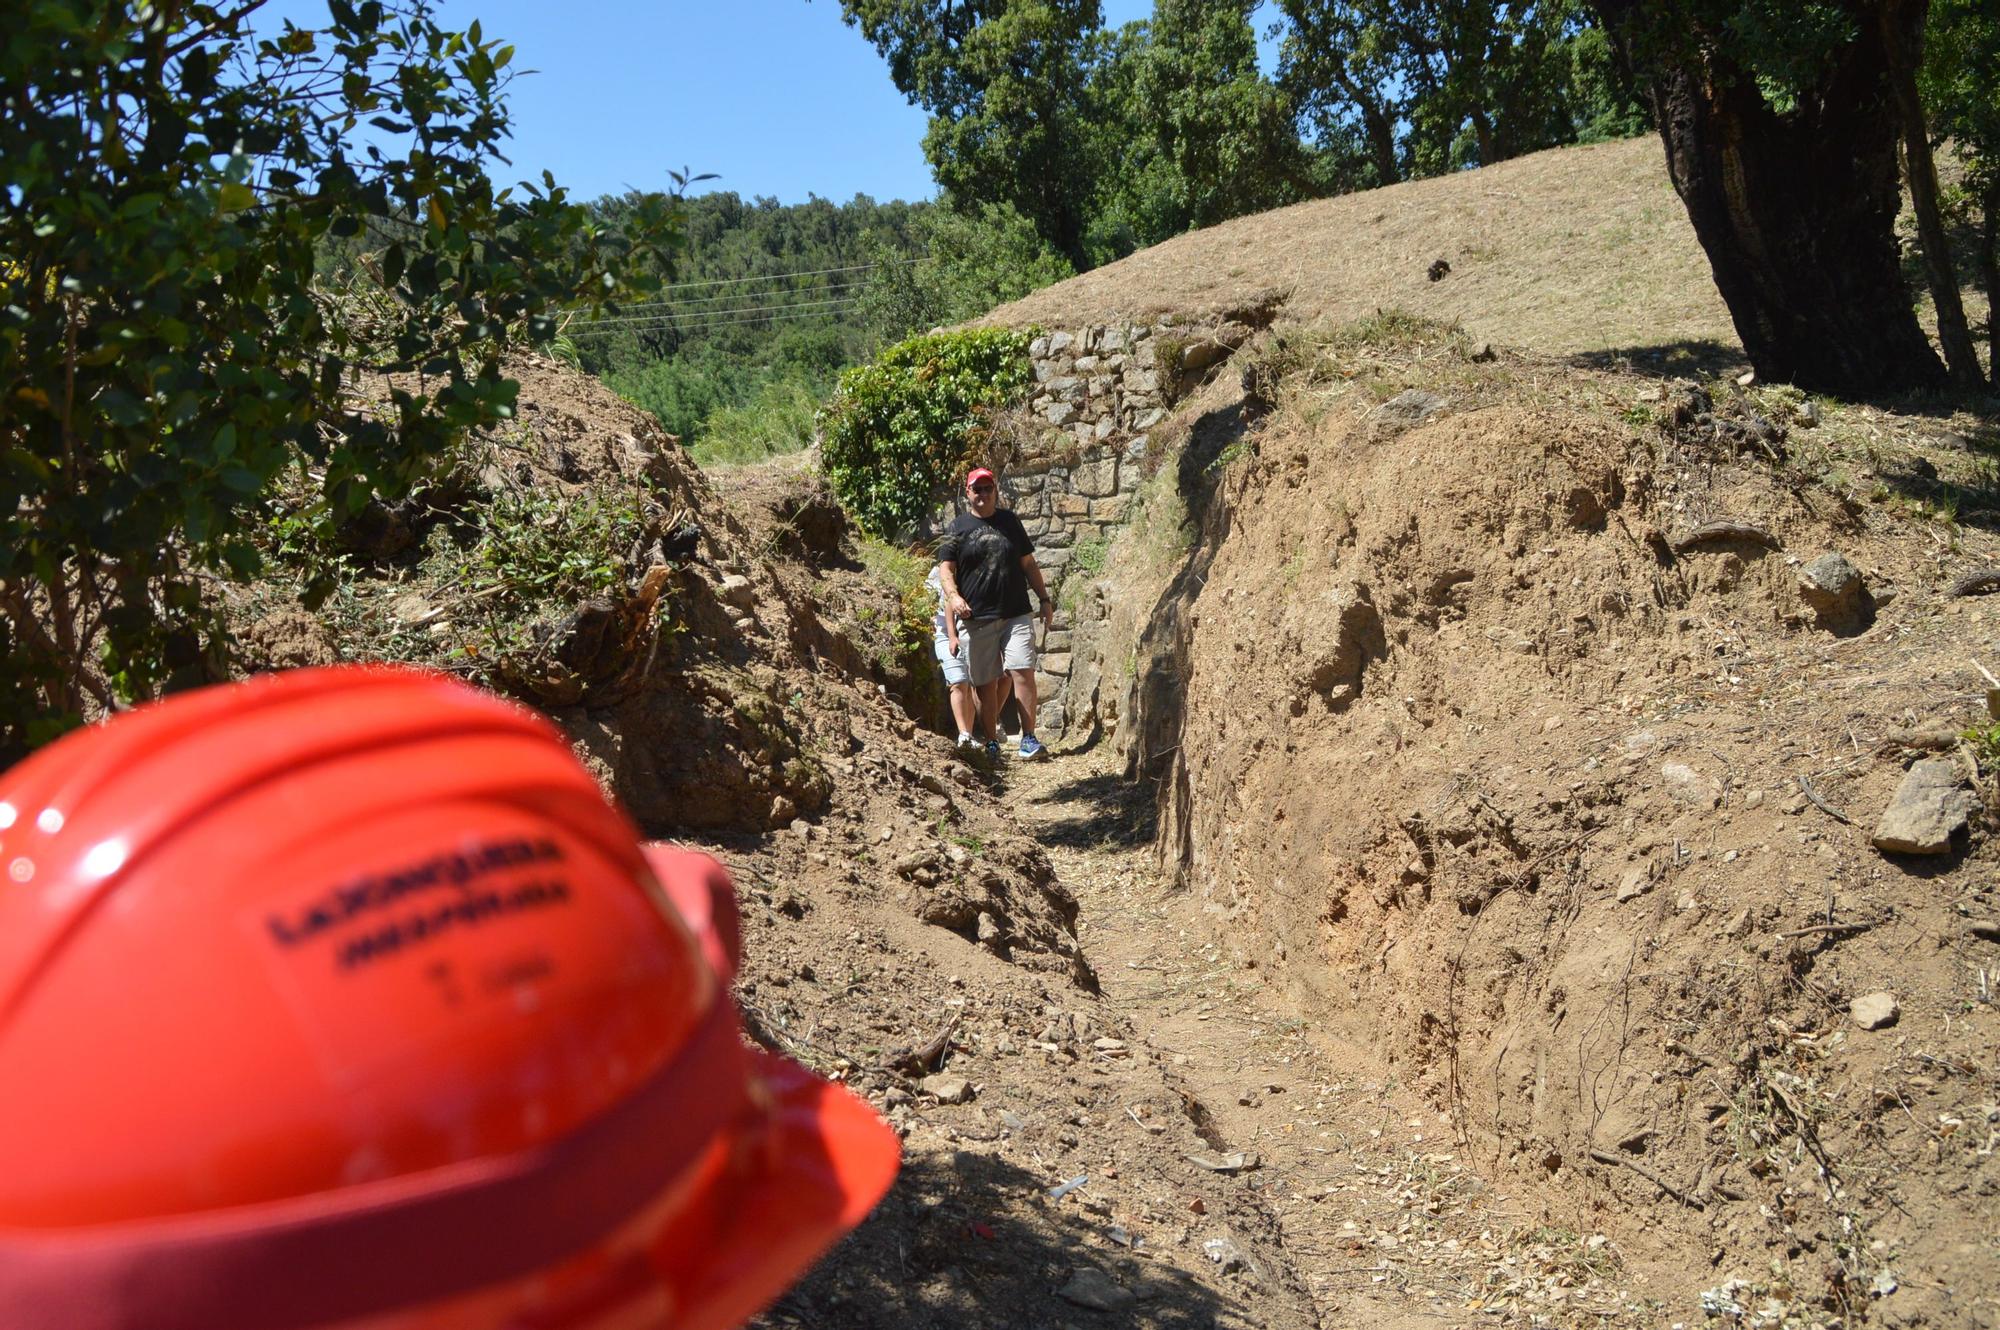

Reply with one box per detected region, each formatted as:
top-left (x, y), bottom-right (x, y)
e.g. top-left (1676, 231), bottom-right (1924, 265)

top-left (1587, 1146), bottom-right (1706, 1209)
top-left (1796, 774), bottom-right (1853, 825)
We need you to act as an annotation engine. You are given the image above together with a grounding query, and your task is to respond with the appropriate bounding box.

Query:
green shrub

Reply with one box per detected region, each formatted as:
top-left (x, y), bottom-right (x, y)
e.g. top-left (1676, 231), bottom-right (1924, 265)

top-left (818, 328), bottom-right (1034, 538)
top-left (692, 378), bottom-right (822, 467)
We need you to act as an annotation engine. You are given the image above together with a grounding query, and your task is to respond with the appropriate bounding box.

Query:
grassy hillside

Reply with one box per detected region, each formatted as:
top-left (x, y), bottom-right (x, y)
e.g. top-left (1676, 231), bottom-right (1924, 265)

top-left (978, 136), bottom-right (1733, 362)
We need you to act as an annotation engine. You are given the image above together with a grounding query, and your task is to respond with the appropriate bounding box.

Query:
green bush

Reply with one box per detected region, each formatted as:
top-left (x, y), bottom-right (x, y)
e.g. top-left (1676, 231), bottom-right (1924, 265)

top-left (818, 328), bottom-right (1034, 538)
top-left (0, 2), bottom-right (678, 754)
top-left (692, 378), bottom-right (822, 467)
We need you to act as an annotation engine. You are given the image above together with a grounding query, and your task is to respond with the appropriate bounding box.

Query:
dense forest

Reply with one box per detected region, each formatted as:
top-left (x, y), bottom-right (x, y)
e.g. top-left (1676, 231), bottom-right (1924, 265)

top-left (568, 192), bottom-right (1068, 463)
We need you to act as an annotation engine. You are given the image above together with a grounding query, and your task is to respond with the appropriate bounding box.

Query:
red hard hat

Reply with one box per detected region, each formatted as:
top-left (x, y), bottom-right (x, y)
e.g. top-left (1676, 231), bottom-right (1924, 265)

top-left (0, 665), bottom-right (897, 1330)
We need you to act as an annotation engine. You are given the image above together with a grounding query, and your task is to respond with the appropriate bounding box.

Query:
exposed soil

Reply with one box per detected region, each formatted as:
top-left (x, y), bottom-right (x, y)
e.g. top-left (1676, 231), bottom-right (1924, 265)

top-left (1066, 323), bottom-right (2000, 1328)
top-left (255, 336), bottom-right (1998, 1328)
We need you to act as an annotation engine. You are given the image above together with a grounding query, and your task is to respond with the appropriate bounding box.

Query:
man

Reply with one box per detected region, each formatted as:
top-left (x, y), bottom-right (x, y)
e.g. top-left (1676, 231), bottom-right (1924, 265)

top-left (935, 466), bottom-right (1055, 760)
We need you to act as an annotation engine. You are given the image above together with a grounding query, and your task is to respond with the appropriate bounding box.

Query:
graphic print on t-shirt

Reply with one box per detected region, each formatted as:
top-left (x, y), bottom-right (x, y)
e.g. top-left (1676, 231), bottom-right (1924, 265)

top-left (939, 510), bottom-right (1034, 620)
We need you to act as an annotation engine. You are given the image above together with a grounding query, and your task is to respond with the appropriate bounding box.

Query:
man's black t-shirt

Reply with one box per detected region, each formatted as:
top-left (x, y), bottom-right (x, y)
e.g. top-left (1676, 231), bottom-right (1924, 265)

top-left (938, 510), bottom-right (1034, 620)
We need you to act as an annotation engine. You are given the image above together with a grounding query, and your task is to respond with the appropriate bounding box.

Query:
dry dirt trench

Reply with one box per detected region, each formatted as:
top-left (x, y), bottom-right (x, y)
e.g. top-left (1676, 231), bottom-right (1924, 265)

top-left (996, 746), bottom-right (1649, 1328)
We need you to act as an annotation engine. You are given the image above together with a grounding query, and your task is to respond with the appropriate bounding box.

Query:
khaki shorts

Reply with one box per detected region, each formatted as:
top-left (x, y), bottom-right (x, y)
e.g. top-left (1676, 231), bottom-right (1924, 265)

top-left (963, 615), bottom-right (1035, 686)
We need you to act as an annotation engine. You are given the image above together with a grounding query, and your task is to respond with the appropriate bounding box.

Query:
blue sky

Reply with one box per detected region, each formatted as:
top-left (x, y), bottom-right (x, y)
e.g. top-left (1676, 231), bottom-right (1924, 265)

top-left (292, 1), bottom-right (1277, 207)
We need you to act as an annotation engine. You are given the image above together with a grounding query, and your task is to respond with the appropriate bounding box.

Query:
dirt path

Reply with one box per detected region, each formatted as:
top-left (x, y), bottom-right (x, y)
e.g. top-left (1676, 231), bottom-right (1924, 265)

top-left (1002, 746), bottom-right (1653, 1328)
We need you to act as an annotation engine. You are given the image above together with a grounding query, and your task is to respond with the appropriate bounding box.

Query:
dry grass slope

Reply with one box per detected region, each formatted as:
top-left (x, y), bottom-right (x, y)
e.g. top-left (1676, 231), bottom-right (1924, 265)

top-left (979, 136), bottom-right (1738, 363)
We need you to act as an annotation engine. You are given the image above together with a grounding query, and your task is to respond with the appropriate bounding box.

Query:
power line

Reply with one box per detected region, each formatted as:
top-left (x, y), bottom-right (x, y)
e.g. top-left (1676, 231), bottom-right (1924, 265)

top-left (567, 294), bottom-right (865, 331)
top-left (565, 299), bottom-right (867, 338)
top-left (571, 287), bottom-right (869, 327)
top-left (567, 300), bottom-right (865, 335)
top-left (600, 278), bottom-right (871, 313)
top-left (622, 256), bottom-right (927, 299)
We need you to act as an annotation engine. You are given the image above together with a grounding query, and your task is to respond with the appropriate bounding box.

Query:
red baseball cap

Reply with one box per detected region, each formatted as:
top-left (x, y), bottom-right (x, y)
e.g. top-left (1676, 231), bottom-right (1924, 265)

top-left (0, 665), bottom-right (898, 1330)
top-left (965, 468), bottom-right (995, 489)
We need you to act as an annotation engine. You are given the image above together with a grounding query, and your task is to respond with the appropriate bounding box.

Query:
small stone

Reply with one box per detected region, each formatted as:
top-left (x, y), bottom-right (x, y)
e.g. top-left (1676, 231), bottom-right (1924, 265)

top-left (716, 574), bottom-right (757, 611)
top-left (1202, 1237), bottom-right (1249, 1274)
top-left (1873, 759), bottom-right (1979, 855)
top-left (1617, 866), bottom-right (1652, 903)
top-left (1745, 789), bottom-right (1765, 810)
top-left (977, 911), bottom-right (1003, 944)
top-left (1058, 1267), bottom-right (1136, 1313)
top-left (1662, 762), bottom-right (1723, 809)
top-left (1735, 370), bottom-right (1757, 387)
top-left (1850, 991), bottom-right (1899, 1030)
top-left (1677, 891), bottom-right (1698, 912)
top-left (1092, 1037), bottom-right (1129, 1055)
top-left (921, 1074), bottom-right (974, 1104)
top-left (1798, 553), bottom-right (1871, 634)
top-left (1378, 389), bottom-right (1447, 425)
top-left (1186, 1151), bottom-right (1260, 1172)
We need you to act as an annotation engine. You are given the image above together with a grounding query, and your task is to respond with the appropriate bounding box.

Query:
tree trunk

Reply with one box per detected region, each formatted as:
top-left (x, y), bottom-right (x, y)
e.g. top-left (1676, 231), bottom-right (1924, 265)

top-left (1880, 0), bottom-right (1983, 387)
top-left (1595, 2), bottom-right (1947, 396)
top-left (1984, 181), bottom-right (2000, 387)
top-left (1329, 65), bottom-right (1401, 185)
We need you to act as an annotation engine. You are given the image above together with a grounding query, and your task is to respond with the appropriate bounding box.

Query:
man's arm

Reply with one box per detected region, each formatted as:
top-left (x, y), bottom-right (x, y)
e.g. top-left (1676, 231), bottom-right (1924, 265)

top-left (1021, 553), bottom-right (1054, 628)
top-left (936, 560), bottom-right (972, 623)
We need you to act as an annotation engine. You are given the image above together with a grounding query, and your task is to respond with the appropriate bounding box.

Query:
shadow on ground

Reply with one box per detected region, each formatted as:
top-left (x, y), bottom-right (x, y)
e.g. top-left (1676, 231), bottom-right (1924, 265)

top-left (1567, 339), bottom-right (1746, 380)
top-left (1020, 768), bottom-right (1159, 850)
top-left (756, 1149), bottom-right (1247, 1329)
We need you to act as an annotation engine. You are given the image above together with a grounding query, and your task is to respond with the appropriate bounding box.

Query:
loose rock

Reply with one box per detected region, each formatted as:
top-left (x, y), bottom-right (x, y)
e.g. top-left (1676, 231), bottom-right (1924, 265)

top-left (1378, 389), bottom-right (1447, 426)
top-left (921, 1074), bottom-right (974, 1104)
top-left (1662, 762), bottom-right (1722, 809)
top-left (1798, 552), bottom-right (1872, 635)
top-left (1186, 1150), bottom-right (1260, 1173)
top-left (1616, 866), bottom-right (1652, 903)
top-left (1850, 991), bottom-right (1899, 1030)
top-left (1057, 1268), bottom-right (1136, 1313)
top-left (1872, 759), bottom-right (1979, 855)
top-left (1202, 1236), bottom-right (1250, 1274)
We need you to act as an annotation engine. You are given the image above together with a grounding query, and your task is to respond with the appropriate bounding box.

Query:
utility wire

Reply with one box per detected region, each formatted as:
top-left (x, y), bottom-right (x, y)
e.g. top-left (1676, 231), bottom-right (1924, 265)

top-left (573, 286), bottom-right (869, 326)
top-left (602, 256), bottom-right (927, 302)
top-left (565, 299), bottom-right (867, 338)
top-left (598, 278), bottom-right (870, 313)
top-left (572, 292), bottom-right (868, 328)
top-left (567, 301), bottom-right (865, 336)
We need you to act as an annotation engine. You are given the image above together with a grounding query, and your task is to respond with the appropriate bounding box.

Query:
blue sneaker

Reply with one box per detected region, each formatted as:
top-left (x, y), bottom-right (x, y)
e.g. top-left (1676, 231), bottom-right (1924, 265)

top-left (984, 739), bottom-right (1002, 763)
top-left (1018, 734), bottom-right (1046, 760)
